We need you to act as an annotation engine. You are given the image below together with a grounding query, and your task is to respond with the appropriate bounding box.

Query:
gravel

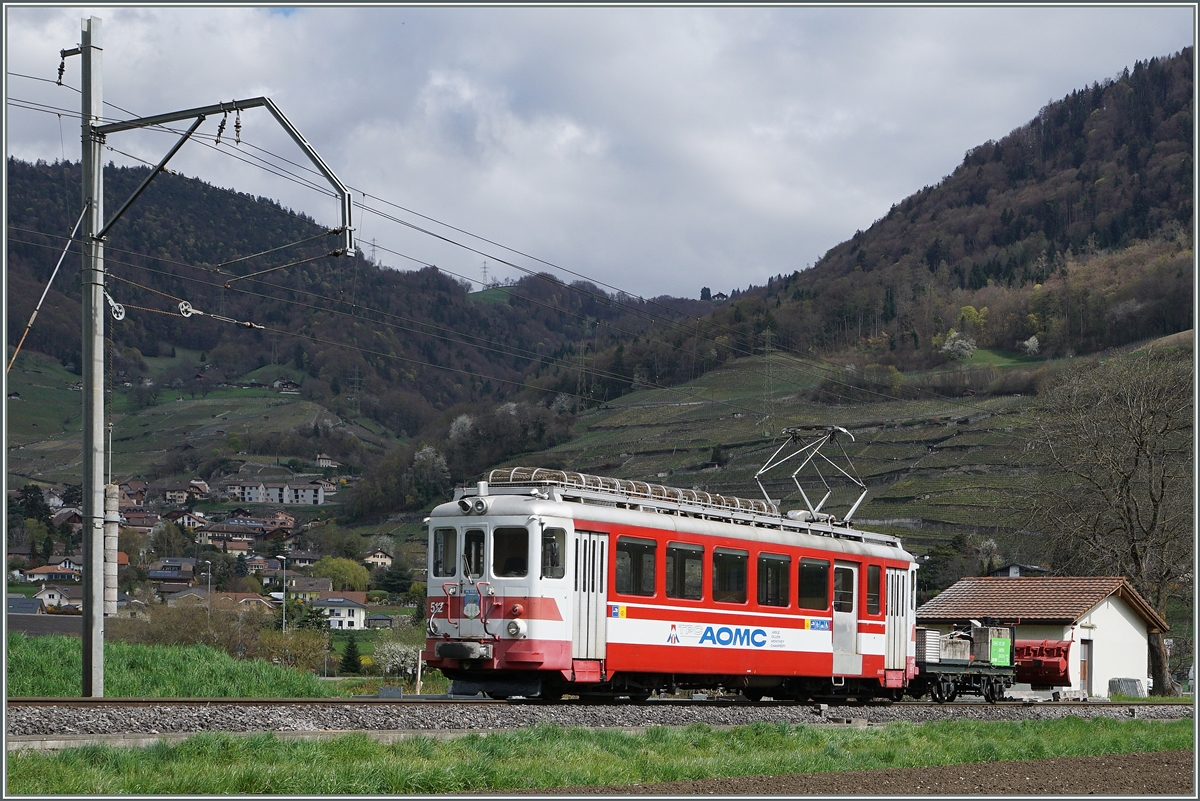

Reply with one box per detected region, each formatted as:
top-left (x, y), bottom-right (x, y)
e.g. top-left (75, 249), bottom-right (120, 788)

top-left (7, 700), bottom-right (1192, 738)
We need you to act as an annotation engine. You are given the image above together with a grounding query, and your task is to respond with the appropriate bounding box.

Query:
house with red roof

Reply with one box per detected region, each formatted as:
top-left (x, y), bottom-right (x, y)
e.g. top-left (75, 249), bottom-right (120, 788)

top-left (916, 576), bottom-right (1168, 699)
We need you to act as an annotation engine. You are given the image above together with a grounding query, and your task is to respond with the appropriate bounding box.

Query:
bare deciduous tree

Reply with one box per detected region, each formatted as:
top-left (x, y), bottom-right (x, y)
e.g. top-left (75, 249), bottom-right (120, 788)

top-left (1029, 346), bottom-right (1192, 695)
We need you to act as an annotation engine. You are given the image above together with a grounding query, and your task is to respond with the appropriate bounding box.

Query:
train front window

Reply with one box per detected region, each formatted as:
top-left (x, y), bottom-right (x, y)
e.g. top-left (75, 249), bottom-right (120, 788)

top-left (757, 553), bottom-right (791, 607)
top-left (493, 527), bottom-right (529, 577)
top-left (541, 527), bottom-right (566, 579)
top-left (866, 565), bottom-right (881, 615)
top-left (712, 548), bottom-right (748, 604)
top-left (798, 559), bottom-right (829, 610)
top-left (463, 529), bottom-right (485, 579)
top-left (666, 543), bottom-right (703, 600)
top-left (615, 536), bottom-right (656, 596)
top-left (432, 528), bottom-right (457, 578)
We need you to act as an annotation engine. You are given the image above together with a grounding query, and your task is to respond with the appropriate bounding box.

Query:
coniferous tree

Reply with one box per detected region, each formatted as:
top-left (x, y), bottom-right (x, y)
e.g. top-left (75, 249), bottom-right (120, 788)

top-left (340, 633), bottom-right (362, 674)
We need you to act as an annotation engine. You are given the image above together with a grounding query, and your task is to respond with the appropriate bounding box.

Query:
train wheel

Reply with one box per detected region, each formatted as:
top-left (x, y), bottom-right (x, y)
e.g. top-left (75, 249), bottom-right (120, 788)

top-left (742, 689), bottom-right (765, 702)
top-left (540, 686), bottom-right (564, 702)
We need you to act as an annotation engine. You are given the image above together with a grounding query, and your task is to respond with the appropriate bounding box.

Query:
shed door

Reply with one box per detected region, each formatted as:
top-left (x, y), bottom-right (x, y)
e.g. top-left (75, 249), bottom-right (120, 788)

top-left (832, 562), bottom-right (861, 675)
top-left (885, 567), bottom-right (908, 670)
top-left (572, 530), bottom-right (608, 659)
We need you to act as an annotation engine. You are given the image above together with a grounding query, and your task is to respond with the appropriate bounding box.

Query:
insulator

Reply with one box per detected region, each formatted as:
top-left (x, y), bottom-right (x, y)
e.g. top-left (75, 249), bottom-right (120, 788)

top-left (57, 59), bottom-right (66, 86)
top-left (216, 113), bottom-right (227, 146)
top-left (234, 110), bottom-right (241, 145)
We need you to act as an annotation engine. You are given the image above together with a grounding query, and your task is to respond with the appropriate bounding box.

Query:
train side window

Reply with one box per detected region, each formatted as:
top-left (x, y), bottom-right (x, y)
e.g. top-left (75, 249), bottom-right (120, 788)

top-left (463, 529), bottom-right (485, 579)
top-left (541, 527), bottom-right (566, 579)
top-left (832, 565), bottom-right (855, 613)
top-left (493, 527), bottom-right (529, 577)
top-left (712, 548), bottom-right (748, 604)
top-left (432, 528), bottom-right (457, 577)
top-left (798, 559), bottom-right (829, 610)
top-left (666, 543), bottom-right (703, 600)
top-left (866, 565), bottom-right (881, 614)
top-left (757, 553), bottom-right (791, 607)
top-left (615, 536), bottom-right (656, 596)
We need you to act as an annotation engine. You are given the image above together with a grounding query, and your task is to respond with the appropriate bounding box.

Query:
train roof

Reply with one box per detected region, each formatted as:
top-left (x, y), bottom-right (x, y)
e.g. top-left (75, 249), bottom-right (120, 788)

top-left (430, 467), bottom-right (913, 563)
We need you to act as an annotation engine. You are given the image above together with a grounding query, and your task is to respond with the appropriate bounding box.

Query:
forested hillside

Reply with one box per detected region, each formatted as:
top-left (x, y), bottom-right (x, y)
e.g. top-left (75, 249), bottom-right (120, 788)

top-left (7, 47), bottom-right (1191, 520)
top-left (537, 47), bottom-right (1193, 395)
top-left (6, 158), bottom-right (708, 441)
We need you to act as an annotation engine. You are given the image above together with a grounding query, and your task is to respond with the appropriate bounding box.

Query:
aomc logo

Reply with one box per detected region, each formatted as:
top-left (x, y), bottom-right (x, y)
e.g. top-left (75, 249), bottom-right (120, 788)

top-left (699, 626), bottom-right (767, 647)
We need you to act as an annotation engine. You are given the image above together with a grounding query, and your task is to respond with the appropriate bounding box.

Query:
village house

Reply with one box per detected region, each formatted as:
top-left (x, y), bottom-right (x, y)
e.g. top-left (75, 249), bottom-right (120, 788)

top-left (42, 487), bottom-right (64, 511)
top-left (311, 596), bottom-right (368, 629)
top-left (315, 453), bottom-right (338, 469)
top-left (163, 509), bottom-right (207, 530)
top-left (916, 576), bottom-right (1169, 699)
top-left (8, 597), bottom-right (46, 615)
top-left (317, 589), bottom-right (368, 605)
top-left (285, 576), bottom-right (334, 603)
top-left (166, 587), bottom-right (208, 607)
top-left (120, 510), bottom-right (160, 536)
top-left (118, 480), bottom-right (147, 509)
top-left (364, 549), bottom-right (393, 570)
top-left (34, 583), bottom-right (83, 608)
top-left (146, 558), bottom-right (195, 586)
top-left (211, 591), bottom-right (276, 611)
top-left (51, 508), bottom-right (83, 537)
top-left (24, 565), bottom-right (80, 583)
top-left (223, 481), bottom-right (324, 506)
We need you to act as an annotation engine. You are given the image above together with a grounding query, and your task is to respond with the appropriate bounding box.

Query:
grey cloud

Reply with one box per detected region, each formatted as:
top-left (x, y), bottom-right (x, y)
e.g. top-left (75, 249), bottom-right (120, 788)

top-left (6, 6), bottom-right (1191, 298)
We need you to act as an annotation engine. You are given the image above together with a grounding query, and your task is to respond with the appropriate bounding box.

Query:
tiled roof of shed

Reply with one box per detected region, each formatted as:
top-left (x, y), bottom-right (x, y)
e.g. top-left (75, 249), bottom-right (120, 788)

top-left (916, 576), bottom-right (1168, 633)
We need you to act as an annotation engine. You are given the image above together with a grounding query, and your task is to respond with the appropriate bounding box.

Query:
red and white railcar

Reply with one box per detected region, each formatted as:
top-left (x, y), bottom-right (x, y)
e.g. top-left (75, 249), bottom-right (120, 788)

top-left (423, 454), bottom-right (919, 701)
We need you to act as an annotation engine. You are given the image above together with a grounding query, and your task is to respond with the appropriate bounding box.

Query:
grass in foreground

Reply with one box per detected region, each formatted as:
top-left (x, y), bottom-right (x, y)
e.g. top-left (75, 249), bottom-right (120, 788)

top-left (6, 633), bottom-right (340, 698)
top-left (7, 717), bottom-right (1191, 795)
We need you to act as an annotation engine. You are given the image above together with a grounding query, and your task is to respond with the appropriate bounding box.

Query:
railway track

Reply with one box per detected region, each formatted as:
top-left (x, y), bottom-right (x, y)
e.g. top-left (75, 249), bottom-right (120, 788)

top-left (6, 695), bottom-right (1184, 708)
top-left (8, 695), bottom-right (1189, 753)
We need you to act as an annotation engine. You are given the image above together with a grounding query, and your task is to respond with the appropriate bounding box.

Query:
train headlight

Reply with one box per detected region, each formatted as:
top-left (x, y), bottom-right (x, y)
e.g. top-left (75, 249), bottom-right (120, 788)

top-left (506, 618), bottom-right (527, 638)
top-left (472, 498), bottom-right (489, 514)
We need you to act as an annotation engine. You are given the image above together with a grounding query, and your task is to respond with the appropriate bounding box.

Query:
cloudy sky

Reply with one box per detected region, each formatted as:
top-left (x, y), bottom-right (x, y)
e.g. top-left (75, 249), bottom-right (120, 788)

top-left (5, 5), bottom-right (1194, 299)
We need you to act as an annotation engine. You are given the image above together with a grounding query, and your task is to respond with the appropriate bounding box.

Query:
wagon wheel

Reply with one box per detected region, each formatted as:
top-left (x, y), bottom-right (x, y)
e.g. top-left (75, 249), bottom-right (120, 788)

top-left (929, 680), bottom-right (945, 704)
top-left (742, 689), bottom-right (765, 702)
top-left (942, 678), bottom-right (958, 703)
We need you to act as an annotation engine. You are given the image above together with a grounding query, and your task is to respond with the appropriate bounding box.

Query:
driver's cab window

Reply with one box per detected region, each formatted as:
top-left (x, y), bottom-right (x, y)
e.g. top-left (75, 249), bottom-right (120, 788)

top-left (492, 527), bottom-right (529, 577)
top-left (432, 528), bottom-right (457, 578)
top-left (463, 529), bottom-right (485, 579)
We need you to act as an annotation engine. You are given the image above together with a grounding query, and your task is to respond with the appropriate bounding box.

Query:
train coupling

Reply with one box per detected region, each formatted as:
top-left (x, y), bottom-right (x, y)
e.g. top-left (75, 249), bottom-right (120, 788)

top-left (435, 641), bottom-right (494, 661)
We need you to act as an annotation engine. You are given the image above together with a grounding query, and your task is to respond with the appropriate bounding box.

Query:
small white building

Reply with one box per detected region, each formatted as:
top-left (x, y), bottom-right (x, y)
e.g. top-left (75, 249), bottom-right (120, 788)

top-left (917, 576), bottom-right (1169, 699)
top-left (311, 596), bottom-right (368, 630)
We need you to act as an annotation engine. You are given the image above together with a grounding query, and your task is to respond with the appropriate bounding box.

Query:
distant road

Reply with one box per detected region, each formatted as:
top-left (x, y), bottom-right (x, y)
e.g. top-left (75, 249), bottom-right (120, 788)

top-left (7, 614), bottom-right (82, 637)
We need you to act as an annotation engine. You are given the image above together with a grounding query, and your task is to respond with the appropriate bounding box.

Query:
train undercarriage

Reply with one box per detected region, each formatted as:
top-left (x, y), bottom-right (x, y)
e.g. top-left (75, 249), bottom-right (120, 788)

top-left (444, 668), bottom-right (908, 703)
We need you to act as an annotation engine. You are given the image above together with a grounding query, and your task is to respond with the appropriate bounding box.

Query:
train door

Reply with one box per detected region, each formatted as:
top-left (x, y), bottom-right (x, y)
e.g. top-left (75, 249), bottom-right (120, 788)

top-left (572, 530), bottom-right (608, 660)
top-left (456, 527), bottom-right (488, 639)
top-left (885, 567), bottom-right (908, 670)
top-left (832, 562), bottom-right (861, 675)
